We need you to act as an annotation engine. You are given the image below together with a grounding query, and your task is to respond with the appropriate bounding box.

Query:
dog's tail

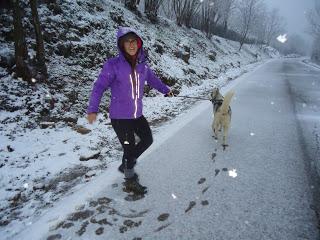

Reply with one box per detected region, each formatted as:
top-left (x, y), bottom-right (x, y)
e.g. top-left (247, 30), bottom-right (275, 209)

top-left (220, 90), bottom-right (234, 114)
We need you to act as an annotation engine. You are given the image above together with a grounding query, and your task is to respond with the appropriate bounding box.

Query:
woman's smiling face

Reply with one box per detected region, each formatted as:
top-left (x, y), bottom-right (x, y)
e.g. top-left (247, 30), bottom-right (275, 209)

top-left (123, 38), bottom-right (138, 56)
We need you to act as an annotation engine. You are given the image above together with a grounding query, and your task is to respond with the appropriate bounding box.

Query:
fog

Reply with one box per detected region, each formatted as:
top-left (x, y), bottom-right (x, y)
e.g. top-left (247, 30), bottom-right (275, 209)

top-left (264, 0), bottom-right (314, 45)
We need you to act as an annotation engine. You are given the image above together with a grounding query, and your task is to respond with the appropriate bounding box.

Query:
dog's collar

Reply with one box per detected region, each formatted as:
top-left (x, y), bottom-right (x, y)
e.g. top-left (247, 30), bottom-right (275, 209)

top-left (211, 99), bottom-right (223, 104)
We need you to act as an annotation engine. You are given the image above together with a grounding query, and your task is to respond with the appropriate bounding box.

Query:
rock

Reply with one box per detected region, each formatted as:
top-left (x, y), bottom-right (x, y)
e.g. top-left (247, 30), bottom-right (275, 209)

top-left (85, 170), bottom-right (97, 178)
top-left (55, 43), bottom-right (72, 58)
top-left (40, 121), bottom-right (55, 129)
top-left (97, 197), bottom-right (112, 205)
top-left (0, 53), bottom-right (15, 69)
top-left (110, 11), bottom-right (125, 25)
top-left (79, 151), bottom-right (100, 161)
top-left (0, 220), bottom-right (10, 226)
top-left (154, 43), bottom-right (164, 55)
top-left (73, 125), bottom-right (91, 135)
top-left (7, 145), bottom-right (14, 152)
top-left (174, 50), bottom-right (190, 64)
top-left (208, 51), bottom-right (217, 61)
top-left (62, 222), bottom-right (74, 229)
top-left (67, 210), bottom-right (94, 221)
top-left (33, 183), bottom-right (45, 191)
top-left (62, 116), bottom-right (78, 124)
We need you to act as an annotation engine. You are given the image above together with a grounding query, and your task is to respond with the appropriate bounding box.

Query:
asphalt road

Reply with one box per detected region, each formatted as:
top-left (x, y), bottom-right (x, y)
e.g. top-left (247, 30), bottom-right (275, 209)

top-left (35, 59), bottom-right (320, 240)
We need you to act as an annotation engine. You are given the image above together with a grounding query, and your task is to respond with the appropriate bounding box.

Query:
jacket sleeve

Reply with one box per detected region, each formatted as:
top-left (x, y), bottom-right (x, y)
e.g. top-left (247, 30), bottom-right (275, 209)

top-left (145, 65), bottom-right (170, 94)
top-left (87, 61), bottom-right (114, 114)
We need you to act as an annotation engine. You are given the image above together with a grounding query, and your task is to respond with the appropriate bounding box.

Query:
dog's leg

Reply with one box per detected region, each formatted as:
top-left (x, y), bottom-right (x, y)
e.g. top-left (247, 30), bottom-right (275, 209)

top-left (214, 121), bottom-right (220, 140)
top-left (222, 125), bottom-right (229, 150)
top-left (211, 118), bottom-right (217, 139)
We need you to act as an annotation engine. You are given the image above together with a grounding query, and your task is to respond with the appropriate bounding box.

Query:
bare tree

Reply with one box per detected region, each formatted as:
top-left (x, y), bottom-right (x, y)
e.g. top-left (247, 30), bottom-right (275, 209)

top-left (307, 1), bottom-right (320, 37)
top-left (159, 0), bottom-right (176, 20)
top-left (219, 0), bottom-right (235, 36)
top-left (145, 0), bottom-right (164, 23)
top-left (30, 0), bottom-right (48, 79)
top-left (307, 0), bottom-right (320, 62)
top-left (237, 0), bottom-right (261, 51)
top-left (251, 3), bottom-right (267, 47)
top-left (12, 0), bottom-right (31, 81)
top-left (265, 8), bottom-right (284, 46)
top-left (200, 1), bottom-right (212, 37)
top-left (172, 0), bottom-right (201, 27)
top-left (311, 35), bottom-right (320, 62)
top-left (12, 0), bottom-right (48, 82)
top-left (125, 0), bottom-right (140, 12)
top-left (199, 0), bottom-right (221, 38)
top-left (210, 0), bottom-right (222, 34)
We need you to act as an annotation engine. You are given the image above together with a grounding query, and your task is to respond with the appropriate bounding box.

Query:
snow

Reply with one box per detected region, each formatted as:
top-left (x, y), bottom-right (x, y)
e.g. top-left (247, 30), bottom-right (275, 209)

top-left (277, 34), bottom-right (288, 43)
top-left (0, 0), bottom-right (319, 239)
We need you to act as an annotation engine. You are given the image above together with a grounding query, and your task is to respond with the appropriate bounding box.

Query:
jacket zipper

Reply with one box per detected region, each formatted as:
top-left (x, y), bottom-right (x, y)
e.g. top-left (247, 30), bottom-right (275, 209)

top-left (129, 70), bottom-right (140, 118)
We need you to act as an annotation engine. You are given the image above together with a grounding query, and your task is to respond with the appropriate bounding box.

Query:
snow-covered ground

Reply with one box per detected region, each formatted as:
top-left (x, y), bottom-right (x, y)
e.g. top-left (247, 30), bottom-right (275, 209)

top-left (0, 0), bottom-right (286, 238)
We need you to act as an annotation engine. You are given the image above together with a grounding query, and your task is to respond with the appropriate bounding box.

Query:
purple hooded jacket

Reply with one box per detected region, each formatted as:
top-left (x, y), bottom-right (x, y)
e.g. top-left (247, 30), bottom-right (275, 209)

top-left (87, 27), bottom-right (170, 119)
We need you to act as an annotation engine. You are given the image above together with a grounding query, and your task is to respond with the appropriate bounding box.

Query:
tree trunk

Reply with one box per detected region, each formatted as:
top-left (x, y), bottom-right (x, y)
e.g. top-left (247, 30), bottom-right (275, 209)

top-left (30, 0), bottom-right (48, 79)
top-left (223, 20), bottom-right (228, 36)
top-left (239, 27), bottom-right (249, 51)
top-left (12, 0), bottom-right (31, 81)
top-left (145, 0), bottom-right (163, 23)
top-left (125, 0), bottom-right (138, 12)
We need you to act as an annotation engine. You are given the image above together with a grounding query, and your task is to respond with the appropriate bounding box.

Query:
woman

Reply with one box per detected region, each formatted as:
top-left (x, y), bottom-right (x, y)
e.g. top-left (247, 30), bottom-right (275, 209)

top-left (87, 27), bottom-right (173, 194)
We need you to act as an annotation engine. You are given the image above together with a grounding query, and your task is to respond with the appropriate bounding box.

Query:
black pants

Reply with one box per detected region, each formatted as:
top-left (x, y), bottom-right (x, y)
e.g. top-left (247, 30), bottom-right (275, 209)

top-left (111, 115), bottom-right (153, 169)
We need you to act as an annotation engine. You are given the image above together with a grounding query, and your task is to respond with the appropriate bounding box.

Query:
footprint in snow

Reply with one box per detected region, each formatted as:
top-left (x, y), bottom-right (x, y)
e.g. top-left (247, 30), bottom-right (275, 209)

top-left (201, 200), bottom-right (209, 206)
top-left (90, 217), bottom-right (113, 226)
top-left (95, 227), bottom-right (104, 235)
top-left (125, 194), bottom-right (145, 202)
top-left (157, 213), bottom-right (169, 222)
top-left (119, 219), bottom-right (142, 233)
top-left (215, 169), bottom-right (220, 176)
top-left (211, 152), bottom-right (217, 161)
top-left (185, 201), bottom-right (196, 213)
top-left (47, 234), bottom-right (62, 240)
top-left (198, 178), bottom-right (206, 184)
top-left (154, 223), bottom-right (171, 232)
top-left (202, 186), bottom-right (209, 194)
top-left (76, 220), bottom-right (89, 236)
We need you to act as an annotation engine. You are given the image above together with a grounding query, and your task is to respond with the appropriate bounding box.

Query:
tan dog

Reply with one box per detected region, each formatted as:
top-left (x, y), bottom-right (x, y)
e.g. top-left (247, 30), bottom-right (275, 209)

top-left (210, 88), bottom-right (234, 149)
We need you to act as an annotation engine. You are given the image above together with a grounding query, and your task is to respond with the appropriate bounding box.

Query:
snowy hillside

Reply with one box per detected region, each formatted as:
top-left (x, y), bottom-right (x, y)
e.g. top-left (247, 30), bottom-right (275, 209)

top-left (0, 0), bottom-right (279, 238)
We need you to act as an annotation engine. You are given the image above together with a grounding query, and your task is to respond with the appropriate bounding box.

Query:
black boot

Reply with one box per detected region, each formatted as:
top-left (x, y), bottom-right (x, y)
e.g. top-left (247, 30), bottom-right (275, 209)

top-left (123, 177), bottom-right (147, 195)
top-left (118, 159), bottom-right (136, 173)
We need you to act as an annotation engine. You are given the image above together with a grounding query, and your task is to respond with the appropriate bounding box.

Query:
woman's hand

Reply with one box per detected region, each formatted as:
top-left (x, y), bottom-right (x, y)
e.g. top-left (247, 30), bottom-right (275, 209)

top-left (165, 91), bottom-right (175, 97)
top-left (87, 113), bottom-right (97, 124)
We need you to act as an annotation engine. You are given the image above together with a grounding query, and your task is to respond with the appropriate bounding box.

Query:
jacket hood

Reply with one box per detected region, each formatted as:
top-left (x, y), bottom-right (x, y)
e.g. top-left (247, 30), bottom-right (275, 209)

top-left (116, 27), bottom-right (146, 63)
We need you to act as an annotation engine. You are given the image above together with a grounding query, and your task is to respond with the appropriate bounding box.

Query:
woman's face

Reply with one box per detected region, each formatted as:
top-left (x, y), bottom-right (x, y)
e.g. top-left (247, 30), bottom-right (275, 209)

top-left (123, 38), bottom-right (138, 56)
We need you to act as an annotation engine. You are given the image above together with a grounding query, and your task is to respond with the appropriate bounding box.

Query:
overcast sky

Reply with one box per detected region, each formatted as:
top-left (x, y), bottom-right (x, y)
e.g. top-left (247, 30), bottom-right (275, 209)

top-left (263, 0), bottom-right (314, 43)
